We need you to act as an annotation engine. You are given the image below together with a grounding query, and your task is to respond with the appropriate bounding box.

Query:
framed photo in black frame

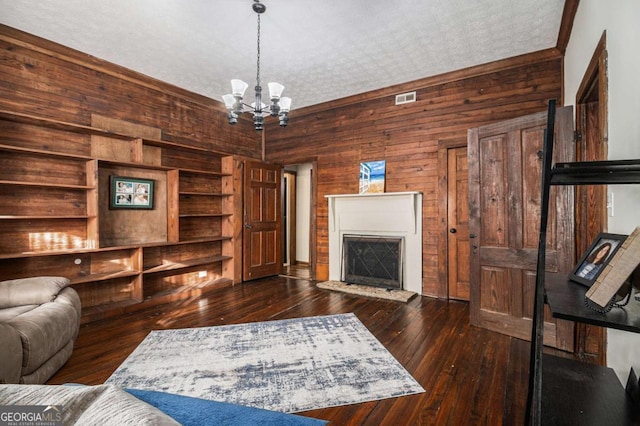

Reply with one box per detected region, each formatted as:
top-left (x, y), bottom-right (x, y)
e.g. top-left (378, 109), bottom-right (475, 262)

top-left (569, 232), bottom-right (626, 287)
top-left (110, 176), bottom-right (154, 209)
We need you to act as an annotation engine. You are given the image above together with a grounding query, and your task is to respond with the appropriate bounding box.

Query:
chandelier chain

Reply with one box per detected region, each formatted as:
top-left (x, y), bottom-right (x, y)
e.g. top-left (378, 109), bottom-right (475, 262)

top-left (256, 13), bottom-right (261, 88)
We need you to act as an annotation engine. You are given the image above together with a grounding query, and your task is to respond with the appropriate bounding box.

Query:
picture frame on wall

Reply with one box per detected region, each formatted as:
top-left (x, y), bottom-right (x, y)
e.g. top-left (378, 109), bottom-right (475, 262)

top-left (110, 176), bottom-right (154, 209)
top-left (569, 232), bottom-right (626, 287)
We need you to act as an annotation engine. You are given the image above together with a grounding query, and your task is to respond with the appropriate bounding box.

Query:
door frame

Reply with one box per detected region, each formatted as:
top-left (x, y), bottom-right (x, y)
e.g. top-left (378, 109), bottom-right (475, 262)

top-left (574, 31), bottom-right (609, 364)
top-left (437, 137), bottom-right (468, 299)
top-left (281, 159), bottom-right (318, 280)
top-left (283, 169), bottom-right (297, 266)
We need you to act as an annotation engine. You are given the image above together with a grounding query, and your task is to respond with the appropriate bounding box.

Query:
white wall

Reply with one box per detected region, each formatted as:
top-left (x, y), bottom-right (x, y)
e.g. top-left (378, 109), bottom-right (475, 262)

top-left (295, 163), bottom-right (312, 263)
top-left (564, 0), bottom-right (640, 384)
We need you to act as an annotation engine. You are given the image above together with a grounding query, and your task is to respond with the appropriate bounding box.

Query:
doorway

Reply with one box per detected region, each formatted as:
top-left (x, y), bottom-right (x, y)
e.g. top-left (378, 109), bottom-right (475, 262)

top-left (437, 138), bottom-right (470, 301)
top-left (282, 162), bottom-right (315, 280)
top-left (574, 31), bottom-right (609, 364)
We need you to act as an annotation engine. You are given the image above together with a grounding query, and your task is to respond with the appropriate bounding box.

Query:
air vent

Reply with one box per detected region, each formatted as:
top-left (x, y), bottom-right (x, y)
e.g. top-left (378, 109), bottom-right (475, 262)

top-left (395, 91), bottom-right (416, 105)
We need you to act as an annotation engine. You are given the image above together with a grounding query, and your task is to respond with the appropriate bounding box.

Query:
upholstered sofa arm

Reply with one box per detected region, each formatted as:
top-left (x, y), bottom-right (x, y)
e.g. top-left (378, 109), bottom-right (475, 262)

top-left (0, 277), bottom-right (71, 309)
top-left (0, 323), bottom-right (22, 384)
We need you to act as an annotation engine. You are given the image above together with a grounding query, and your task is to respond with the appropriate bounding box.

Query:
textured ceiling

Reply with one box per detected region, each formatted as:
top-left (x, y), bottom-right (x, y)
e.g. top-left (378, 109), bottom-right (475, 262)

top-left (0, 0), bottom-right (564, 110)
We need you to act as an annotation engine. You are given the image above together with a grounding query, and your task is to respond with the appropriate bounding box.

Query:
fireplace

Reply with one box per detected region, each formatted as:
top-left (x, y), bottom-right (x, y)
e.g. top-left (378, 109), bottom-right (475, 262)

top-left (326, 191), bottom-right (422, 294)
top-left (342, 235), bottom-right (403, 290)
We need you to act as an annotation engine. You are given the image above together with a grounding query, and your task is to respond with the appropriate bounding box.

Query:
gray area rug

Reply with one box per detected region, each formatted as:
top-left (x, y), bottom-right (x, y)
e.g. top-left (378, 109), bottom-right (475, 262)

top-left (317, 281), bottom-right (417, 303)
top-left (106, 313), bottom-right (424, 413)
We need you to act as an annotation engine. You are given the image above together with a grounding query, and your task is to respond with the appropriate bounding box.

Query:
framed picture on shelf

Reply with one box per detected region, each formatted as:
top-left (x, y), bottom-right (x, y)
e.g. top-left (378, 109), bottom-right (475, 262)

top-left (569, 232), bottom-right (626, 287)
top-left (110, 176), bottom-right (154, 209)
top-left (359, 160), bottom-right (386, 194)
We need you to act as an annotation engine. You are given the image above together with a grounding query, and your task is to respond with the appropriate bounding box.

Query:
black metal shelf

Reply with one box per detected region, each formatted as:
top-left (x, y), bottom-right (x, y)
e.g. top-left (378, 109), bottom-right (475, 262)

top-left (526, 99), bottom-right (640, 425)
top-left (550, 159), bottom-right (640, 185)
top-left (545, 273), bottom-right (640, 333)
top-left (541, 354), bottom-right (639, 425)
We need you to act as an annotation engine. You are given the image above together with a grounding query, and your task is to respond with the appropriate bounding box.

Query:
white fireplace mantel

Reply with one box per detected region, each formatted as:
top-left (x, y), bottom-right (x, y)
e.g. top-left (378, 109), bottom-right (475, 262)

top-left (325, 192), bottom-right (422, 294)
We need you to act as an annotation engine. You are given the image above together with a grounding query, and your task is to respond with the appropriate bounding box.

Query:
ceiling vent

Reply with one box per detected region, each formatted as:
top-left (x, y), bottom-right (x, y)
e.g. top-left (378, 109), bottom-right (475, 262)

top-left (395, 91), bottom-right (416, 105)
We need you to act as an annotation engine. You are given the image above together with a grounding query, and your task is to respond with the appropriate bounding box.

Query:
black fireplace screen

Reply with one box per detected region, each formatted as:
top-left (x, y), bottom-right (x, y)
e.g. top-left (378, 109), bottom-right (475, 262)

top-left (342, 235), bottom-right (403, 289)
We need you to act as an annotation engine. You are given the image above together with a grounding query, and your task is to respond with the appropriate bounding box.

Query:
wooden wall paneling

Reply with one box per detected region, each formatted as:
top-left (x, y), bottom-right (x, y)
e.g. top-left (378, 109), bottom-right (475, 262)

top-left (179, 216), bottom-right (222, 241)
top-left (166, 169), bottom-right (179, 242)
top-left (266, 52), bottom-right (562, 297)
top-left (0, 186), bottom-right (86, 217)
top-left (98, 165), bottom-right (168, 247)
top-left (0, 120), bottom-right (93, 156)
top-left (0, 151), bottom-right (88, 187)
top-left (0, 24), bottom-right (262, 159)
top-left (0, 219), bottom-right (88, 253)
top-left (86, 159), bottom-right (99, 248)
top-left (0, 26), bottom-right (244, 322)
top-left (221, 156), bottom-right (241, 283)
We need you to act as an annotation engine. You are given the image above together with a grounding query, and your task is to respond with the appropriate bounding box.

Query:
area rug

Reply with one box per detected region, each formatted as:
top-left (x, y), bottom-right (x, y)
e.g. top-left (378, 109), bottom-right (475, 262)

top-left (317, 281), bottom-right (417, 303)
top-left (106, 313), bottom-right (424, 413)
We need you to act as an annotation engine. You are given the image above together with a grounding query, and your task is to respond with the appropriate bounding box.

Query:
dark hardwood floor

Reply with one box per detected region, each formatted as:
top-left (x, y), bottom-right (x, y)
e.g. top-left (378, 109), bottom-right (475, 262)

top-left (49, 276), bottom-right (538, 425)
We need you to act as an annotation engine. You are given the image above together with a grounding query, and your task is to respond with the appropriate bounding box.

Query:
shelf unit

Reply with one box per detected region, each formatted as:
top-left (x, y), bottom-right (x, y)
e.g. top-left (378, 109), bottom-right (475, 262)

top-left (0, 110), bottom-right (238, 323)
top-left (526, 100), bottom-right (640, 424)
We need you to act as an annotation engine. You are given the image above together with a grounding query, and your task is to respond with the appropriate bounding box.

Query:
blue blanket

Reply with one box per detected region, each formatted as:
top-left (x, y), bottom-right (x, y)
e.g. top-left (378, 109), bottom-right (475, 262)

top-left (126, 388), bottom-right (327, 426)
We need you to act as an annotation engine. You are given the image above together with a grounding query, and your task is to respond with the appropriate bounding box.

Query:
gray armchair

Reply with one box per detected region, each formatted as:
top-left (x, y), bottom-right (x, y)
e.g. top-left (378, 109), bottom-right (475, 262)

top-left (0, 276), bottom-right (81, 384)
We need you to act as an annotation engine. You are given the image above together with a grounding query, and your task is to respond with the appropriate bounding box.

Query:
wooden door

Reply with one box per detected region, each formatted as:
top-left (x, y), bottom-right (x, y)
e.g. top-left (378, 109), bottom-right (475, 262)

top-left (468, 107), bottom-right (575, 351)
top-left (243, 160), bottom-right (282, 281)
top-left (447, 146), bottom-right (470, 300)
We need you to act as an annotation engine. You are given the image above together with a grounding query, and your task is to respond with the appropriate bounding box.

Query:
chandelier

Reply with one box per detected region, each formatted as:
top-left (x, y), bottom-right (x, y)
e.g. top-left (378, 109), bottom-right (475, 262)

top-left (222, 0), bottom-right (292, 131)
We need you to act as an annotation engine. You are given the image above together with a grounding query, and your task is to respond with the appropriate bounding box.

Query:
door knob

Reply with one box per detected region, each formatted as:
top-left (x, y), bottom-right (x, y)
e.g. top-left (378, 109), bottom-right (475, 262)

top-left (449, 228), bottom-right (457, 234)
top-left (244, 224), bottom-right (253, 229)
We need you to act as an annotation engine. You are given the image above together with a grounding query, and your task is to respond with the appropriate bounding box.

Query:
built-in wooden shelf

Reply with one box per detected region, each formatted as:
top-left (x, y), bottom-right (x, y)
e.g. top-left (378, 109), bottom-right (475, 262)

top-left (69, 270), bottom-right (140, 285)
top-left (0, 237), bottom-right (233, 260)
top-left (0, 109), bottom-right (228, 157)
top-left (178, 213), bottom-right (232, 218)
top-left (0, 180), bottom-right (94, 190)
top-left (0, 215), bottom-right (93, 220)
top-left (0, 143), bottom-right (94, 160)
top-left (143, 255), bottom-right (232, 274)
top-left (145, 277), bottom-right (234, 301)
top-left (179, 191), bottom-right (234, 196)
top-left (178, 167), bottom-right (232, 177)
top-left (0, 109), bottom-right (237, 324)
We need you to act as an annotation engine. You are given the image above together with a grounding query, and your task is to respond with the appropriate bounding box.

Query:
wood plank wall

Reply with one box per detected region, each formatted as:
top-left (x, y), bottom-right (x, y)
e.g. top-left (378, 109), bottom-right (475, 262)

top-left (265, 49), bottom-right (563, 297)
top-left (0, 24), bottom-right (261, 159)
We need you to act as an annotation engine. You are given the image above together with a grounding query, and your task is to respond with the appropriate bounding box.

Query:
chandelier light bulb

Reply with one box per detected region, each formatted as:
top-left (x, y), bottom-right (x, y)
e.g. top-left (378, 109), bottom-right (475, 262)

top-left (279, 97), bottom-right (292, 112)
top-left (268, 82), bottom-right (285, 100)
top-left (222, 94), bottom-right (236, 110)
top-left (230, 79), bottom-right (249, 98)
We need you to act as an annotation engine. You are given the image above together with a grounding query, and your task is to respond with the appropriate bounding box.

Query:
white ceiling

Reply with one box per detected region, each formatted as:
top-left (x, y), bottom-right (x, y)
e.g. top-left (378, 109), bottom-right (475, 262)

top-left (0, 0), bottom-right (565, 110)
